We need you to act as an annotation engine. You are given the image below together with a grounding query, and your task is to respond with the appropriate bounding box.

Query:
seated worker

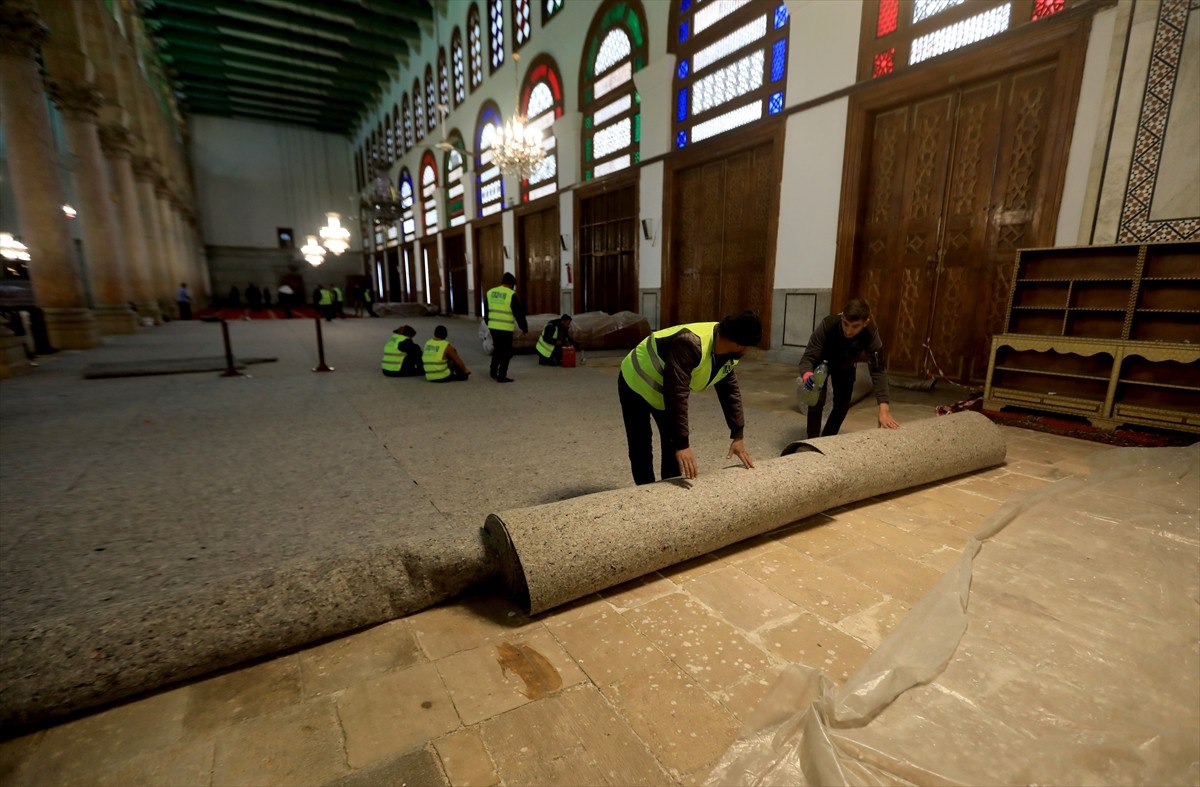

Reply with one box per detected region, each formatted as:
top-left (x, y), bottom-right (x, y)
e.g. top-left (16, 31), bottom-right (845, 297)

top-left (423, 325), bottom-right (472, 382)
top-left (536, 314), bottom-right (579, 366)
top-left (381, 325), bottom-right (423, 377)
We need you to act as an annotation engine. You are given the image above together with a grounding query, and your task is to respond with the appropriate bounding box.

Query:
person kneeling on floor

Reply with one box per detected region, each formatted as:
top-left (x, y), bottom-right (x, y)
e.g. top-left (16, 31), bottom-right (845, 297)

top-left (424, 325), bottom-right (472, 382)
top-left (381, 325), bottom-right (424, 377)
top-left (536, 314), bottom-right (579, 366)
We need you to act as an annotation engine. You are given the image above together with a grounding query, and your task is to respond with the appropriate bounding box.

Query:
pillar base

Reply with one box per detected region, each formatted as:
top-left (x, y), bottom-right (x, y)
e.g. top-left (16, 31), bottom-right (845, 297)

top-left (43, 308), bottom-right (102, 349)
top-left (0, 329), bottom-right (33, 378)
top-left (93, 305), bottom-right (139, 335)
top-left (135, 300), bottom-right (163, 325)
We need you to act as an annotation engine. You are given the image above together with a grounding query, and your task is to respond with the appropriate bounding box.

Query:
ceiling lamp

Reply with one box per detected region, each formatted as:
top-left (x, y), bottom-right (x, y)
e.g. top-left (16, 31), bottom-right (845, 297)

top-left (319, 212), bottom-right (351, 255)
top-left (301, 234), bottom-right (326, 266)
top-left (491, 52), bottom-right (546, 179)
top-left (361, 168), bottom-right (404, 225)
top-left (0, 232), bottom-right (30, 261)
top-left (62, 204), bottom-right (77, 219)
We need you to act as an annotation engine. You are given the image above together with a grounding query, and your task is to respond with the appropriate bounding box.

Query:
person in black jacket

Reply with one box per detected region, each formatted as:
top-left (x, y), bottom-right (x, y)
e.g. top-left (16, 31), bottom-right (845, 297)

top-left (798, 299), bottom-right (901, 438)
top-left (536, 314), bottom-right (579, 365)
top-left (381, 325), bottom-right (424, 377)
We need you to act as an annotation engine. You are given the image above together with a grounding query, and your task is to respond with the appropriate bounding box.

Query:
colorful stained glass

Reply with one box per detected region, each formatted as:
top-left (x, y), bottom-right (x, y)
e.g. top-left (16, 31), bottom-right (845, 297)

top-left (596, 29), bottom-right (633, 74)
top-left (678, 21), bottom-right (688, 44)
top-left (403, 95), bottom-right (414, 148)
top-left (421, 159), bottom-right (439, 233)
top-left (414, 80), bottom-right (426, 138)
top-left (581, 0), bottom-right (644, 181)
top-left (676, 130), bottom-right (687, 149)
top-left (488, 0), bottom-right (505, 70)
top-left (909, 3), bottom-right (1010, 65)
top-left (678, 59), bottom-right (689, 79)
top-left (691, 50), bottom-right (763, 116)
top-left (544, 0), bottom-right (563, 21)
top-left (426, 70), bottom-right (438, 130)
top-left (469, 8), bottom-right (483, 89)
top-left (877, 0), bottom-right (899, 37)
top-left (771, 38), bottom-right (786, 82)
top-left (768, 91), bottom-right (783, 114)
top-left (594, 117), bottom-right (631, 159)
top-left (873, 47), bottom-right (895, 77)
top-left (677, 88), bottom-right (688, 122)
top-left (400, 171), bottom-right (415, 241)
top-left (439, 51), bottom-right (450, 108)
top-left (513, 0), bottom-right (531, 48)
top-left (1031, 0), bottom-right (1065, 19)
top-left (694, 16), bottom-right (766, 73)
top-left (774, 3), bottom-right (788, 29)
top-left (452, 34), bottom-right (466, 104)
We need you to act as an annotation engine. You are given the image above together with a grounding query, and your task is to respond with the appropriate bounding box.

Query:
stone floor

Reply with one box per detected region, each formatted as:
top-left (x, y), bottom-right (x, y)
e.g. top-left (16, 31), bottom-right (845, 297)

top-left (0, 367), bottom-right (1116, 785)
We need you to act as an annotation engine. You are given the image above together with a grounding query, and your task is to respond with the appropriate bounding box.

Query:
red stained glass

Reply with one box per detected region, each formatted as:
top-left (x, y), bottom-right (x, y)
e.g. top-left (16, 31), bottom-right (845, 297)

top-left (873, 48), bottom-right (895, 77)
top-left (877, 0), bottom-right (899, 37)
top-left (1031, 0), bottom-right (1065, 20)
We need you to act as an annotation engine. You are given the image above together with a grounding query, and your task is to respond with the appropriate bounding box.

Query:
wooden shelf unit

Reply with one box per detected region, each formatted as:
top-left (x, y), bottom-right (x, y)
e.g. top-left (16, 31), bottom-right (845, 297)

top-left (985, 241), bottom-right (1200, 433)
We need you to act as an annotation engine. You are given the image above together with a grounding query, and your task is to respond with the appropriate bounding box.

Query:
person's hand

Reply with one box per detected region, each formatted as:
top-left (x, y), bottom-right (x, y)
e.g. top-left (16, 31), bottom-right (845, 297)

top-left (878, 404), bottom-right (901, 429)
top-left (801, 371), bottom-right (814, 390)
top-left (727, 439), bottom-right (754, 469)
top-left (675, 447), bottom-right (697, 480)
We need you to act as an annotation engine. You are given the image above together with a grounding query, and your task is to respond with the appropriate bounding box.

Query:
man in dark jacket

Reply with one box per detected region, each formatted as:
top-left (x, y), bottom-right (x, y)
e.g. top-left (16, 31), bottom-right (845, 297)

top-left (483, 272), bottom-right (528, 383)
top-left (536, 314), bottom-right (579, 366)
top-left (618, 311), bottom-right (761, 485)
top-left (798, 298), bottom-right (901, 438)
top-left (381, 325), bottom-right (424, 377)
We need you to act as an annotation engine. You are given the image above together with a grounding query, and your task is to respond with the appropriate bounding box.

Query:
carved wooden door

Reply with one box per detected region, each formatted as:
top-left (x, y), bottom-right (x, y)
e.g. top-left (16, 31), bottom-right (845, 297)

top-left (420, 239), bottom-right (441, 309)
top-left (578, 185), bottom-right (638, 314)
top-left (473, 220), bottom-right (504, 315)
top-left (443, 231), bottom-right (467, 314)
top-left (519, 206), bottom-right (560, 315)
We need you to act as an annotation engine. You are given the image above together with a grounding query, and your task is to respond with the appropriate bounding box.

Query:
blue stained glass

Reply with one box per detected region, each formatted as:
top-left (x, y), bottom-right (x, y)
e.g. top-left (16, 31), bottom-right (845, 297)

top-left (680, 0), bottom-right (691, 10)
top-left (768, 92), bottom-right (784, 114)
top-left (677, 59), bottom-right (689, 79)
top-left (678, 20), bottom-right (688, 43)
top-left (771, 39), bottom-right (787, 82)
top-left (676, 88), bottom-right (688, 122)
top-left (774, 3), bottom-right (789, 29)
top-left (676, 130), bottom-right (687, 149)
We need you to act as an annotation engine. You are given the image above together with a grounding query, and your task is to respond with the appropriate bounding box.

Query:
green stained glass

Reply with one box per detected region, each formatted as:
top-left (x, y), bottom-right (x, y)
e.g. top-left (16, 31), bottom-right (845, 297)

top-left (585, 169), bottom-right (593, 180)
top-left (635, 55), bottom-right (645, 71)
top-left (585, 88), bottom-right (593, 104)
top-left (584, 116), bottom-right (593, 130)
top-left (633, 151), bottom-right (640, 163)
top-left (585, 138), bottom-right (592, 161)
top-left (634, 114), bottom-right (641, 143)
top-left (628, 9), bottom-right (644, 46)
top-left (634, 91), bottom-right (641, 104)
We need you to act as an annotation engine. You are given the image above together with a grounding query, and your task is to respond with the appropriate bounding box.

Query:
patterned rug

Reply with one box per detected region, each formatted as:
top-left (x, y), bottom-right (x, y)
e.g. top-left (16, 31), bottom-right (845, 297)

top-left (980, 407), bottom-right (1197, 448)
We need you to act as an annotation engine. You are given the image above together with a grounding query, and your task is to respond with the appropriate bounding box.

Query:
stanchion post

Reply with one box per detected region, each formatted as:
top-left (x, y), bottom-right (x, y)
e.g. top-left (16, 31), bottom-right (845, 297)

top-left (313, 315), bottom-right (334, 372)
top-left (201, 316), bottom-right (244, 377)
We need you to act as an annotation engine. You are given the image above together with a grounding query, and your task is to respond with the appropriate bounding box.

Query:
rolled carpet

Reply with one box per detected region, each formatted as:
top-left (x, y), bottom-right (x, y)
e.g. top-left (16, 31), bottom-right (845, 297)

top-left (483, 411), bottom-right (1006, 614)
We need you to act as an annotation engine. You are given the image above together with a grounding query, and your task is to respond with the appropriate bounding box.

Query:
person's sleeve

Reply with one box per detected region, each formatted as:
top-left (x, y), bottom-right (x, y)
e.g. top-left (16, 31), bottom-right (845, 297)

top-left (542, 323), bottom-right (556, 342)
top-left (513, 296), bottom-right (528, 333)
top-left (661, 332), bottom-right (702, 450)
top-left (798, 320), bottom-right (827, 376)
top-left (714, 371), bottom-right (746, 440)
top-left (866, 328), bottom-right (890, 404)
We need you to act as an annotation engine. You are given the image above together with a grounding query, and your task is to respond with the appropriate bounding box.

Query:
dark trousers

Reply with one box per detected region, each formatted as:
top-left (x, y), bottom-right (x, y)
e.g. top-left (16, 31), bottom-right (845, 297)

top-left (177, 301), bottom-right (191, 320)
top-left (489, 329), bottom-right (514, 378)
top-left (618, 375), bottom-right (680, 485)
top-left (431, 370), bottom-right (470, 382)
top-left (538, 346), bottom-right (562, 365)
top-left (806, 365), bottom-right (857, 438)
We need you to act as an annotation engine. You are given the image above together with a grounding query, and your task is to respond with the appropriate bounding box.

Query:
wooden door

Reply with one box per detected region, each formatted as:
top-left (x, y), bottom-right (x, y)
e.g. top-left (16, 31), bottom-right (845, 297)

top-left (402, 246), bottom-right (420, 301)
top-left (518, 205), bottom-right (559, 315)
top-left (444, 232), bottom-right (468, 314)
top-left (578, 184), bottom-right (638, 314)
top-left (420, 239), bottom-right (440, 308)
top-left (385, 247), bottom-right (402, 302)
top-left (670, 139), bottom-right (775, 336)
top-left (473, 220), bottom-right (504, 315)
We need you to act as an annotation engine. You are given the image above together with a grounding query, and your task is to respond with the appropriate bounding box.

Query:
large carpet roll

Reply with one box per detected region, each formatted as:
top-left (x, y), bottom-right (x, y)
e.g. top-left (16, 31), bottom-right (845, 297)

top-left (483, 411), bottom-right (1006, 614)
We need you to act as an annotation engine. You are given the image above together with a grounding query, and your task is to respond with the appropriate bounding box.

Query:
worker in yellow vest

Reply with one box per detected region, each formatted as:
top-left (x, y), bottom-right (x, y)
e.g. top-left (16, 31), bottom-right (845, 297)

top-left (423, 325), bottom-right (472, 382)
top-left (484, 272), bottom-right (528, 383)
top-left (536, 314), bottom-right (579, 366)
top-left (618, 311), bottom-right (762, 485)
top-left (381, 325), bottom-right (423, 377)
top-left (317, 285), bottom-right (335, 322)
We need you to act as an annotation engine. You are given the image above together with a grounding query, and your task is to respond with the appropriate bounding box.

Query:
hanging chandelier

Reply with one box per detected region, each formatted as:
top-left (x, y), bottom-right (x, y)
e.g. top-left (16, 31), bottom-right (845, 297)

top-left (360, 168), bottom-right (404, 225)
top-left (0, 232), bottom-right (30, 262)
top-left (319, 212), bottom-right (351, 255)
top-left (300, 234), bottom-right (326, 266)
top-left (491, 52), bottom-right (546, 179)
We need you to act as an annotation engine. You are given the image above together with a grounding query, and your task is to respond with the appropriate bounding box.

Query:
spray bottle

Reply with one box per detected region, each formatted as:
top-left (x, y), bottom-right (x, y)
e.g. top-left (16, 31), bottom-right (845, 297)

top-left (801, 361), bottom-right (829, 407)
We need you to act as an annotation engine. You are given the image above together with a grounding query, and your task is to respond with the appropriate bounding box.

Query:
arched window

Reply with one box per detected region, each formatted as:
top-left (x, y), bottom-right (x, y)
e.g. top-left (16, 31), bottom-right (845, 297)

top-left (475, 101), bottom-right (505, 217)
top-left (543, 0), bottom-right (563, 25)
top-left (392, 105), bottom-right (401, 161)
top-left (519, 55), bottom-right (563, 203)
top-left (399, 169), bottom-right (416, 242)
top-left (581, 0), bottom-right (648, 181)
top-left (669, 1), bottom-right (790, 149)
top-left (468, 4), bottom-right (484, 90)
top-left (488, 0), bottom-right (505, 73)
top-left (451, 28), bottom-right (466, 105)
top-left (512, 0), bottom-right (531, 50)
top-left (438, 48), bottom-right (450, 111)
top-left (402, 93), bottom-right (414, 150)
top-left (413, 78), bottom-right (426, 140)
top-left (442, 130), bottom-right (468, 228)
top-left (420, 151), bottom-right (440, 234)
top-left (385, 113), bottom-right (395, 164)
top-left (375, 123), bottom-right (384, 167)
top-left (425, 65), bottom-right (438, 132)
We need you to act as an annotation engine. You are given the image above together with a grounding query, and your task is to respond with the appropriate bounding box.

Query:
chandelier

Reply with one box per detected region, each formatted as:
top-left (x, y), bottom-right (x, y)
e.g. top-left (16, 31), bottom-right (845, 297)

top-left (319, 212), bottom-right (350, 255)
top-left (492, 52), bottom-right (546, 179)
top-left (300, 235), bottom-right (326, 266)
top-left (0, 232), bottom-right (30, 262)
top-left (361, 168), bottom-right (404, 225)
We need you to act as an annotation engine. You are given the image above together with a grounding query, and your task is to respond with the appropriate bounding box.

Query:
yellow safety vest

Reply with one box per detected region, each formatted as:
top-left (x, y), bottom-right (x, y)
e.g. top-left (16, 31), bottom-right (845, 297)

top-left (620, 322), bottom-right (738, 410)
top-left (318, 288), bottom-right (333, 305)
top-left (535, 322), bottom-right (562, 358)
top-left (486, 286), bottom-right (516, 331)
top-left (423, 338), bottom-right (450, 381)
top-left (381, 334), bottom-right (407, 372)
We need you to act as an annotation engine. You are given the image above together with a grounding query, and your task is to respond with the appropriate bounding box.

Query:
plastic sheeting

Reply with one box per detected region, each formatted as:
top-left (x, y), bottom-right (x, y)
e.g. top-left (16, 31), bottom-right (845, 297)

top-left (484, 411), bottom-right (1006, 614)
top-left (706, 444), bottom-right (1200, 786)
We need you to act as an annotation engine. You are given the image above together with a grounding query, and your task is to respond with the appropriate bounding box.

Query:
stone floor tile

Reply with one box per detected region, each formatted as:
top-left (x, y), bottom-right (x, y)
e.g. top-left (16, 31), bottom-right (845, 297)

top-left (919, 544), bottom-right (967, 573)
top-left (836, 598), bottom-right (913, 650)
top-left (184, 654), bottom-right (304, 734)
top-left (657, 553), bottom-right (725, 584)
top-left (0, 731), bottom-right (44, 783)
top-left (336, 660), bottom-right (460, 769)
top-left (920, 486), bottom-right (1005, 518)
top-left (758, 612), bottom-right (873, 683)
top-left (768, 515), bottom-right (861, 561)
top-left (992, 470), bottom-right (1055, 490)
top-left (298, 619), bottom-right (424, 697)
top-left (329, 744), bottom-right (449, 787)
top-left (546, 608), bottom-right (674, 686)
top-left (601, 664), bottom-right (741, 778)
top-left (479, 684), bottom-right (671, 786)
top-left (819, 514), bottom-right (944, 560)
top-left (951, 476), bottom-right (1030, 502)
top-left (738, 546), bottom-right (886, 625)
top-left (712, 535), bottom-right (788, 566)
top-left (1000, 459), bottom-right (1075, 480)
top-left (432, 728), bottom-right (499, 787)
top-left (532, 592), bottom-right (613, 624)
top-left (93, 739), bottom-right (216, 787)
top-left (210, 699), bottom-right (348, 787)
top-left (826, 544), bottom-right (946, 605)
top-left (715, 664), bottom-right (788, 723)
top-left (621, 593), bottom-right (773, 693)
top-left (597, 572), bottom-right (678, 611)
top-left (409, 591), bottom-right (539, 660)
top-left (681, 564), bottom-right (798, 632)
top-left (436, 627), bottom-right (586, 725)
top-left (899, 496), bottom-right (994, 531)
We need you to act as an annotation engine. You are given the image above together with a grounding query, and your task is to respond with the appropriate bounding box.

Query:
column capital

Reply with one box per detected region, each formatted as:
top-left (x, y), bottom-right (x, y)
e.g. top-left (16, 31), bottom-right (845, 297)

top-left (0, 3), bottom-right (47, 60)
top-left (130, 154), bottom-right (159, 182)
top-left (97, 124), bottom-right (134, 158)
top-left (46, 80), bottom-right (103, 120)
top-left (153, 174), bottom-right (173, 200)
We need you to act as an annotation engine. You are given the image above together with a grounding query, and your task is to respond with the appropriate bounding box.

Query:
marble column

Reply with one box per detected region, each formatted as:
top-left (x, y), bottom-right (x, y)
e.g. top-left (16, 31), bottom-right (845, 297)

top-left (47, 82), bottom-right (138, 334)
top-left (153, 179), bottom-right (182, 302)
top-left (131, 157), bottom-right (174, 315)
top-left (97, 126), bottom-right (161, 325)
top-left (0, 2), bottom-right (99, 349)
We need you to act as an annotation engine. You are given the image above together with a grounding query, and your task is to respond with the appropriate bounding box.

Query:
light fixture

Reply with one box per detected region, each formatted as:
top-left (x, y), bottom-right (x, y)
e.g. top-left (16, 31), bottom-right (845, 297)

top-left (0, 232), bottom-right (30, 262)
top-left (491, 52), bottom-right (547, 179)
top-left (361, 168), bottom-right (404, 225)
top-left (319, 212), bottom-right (350, 255)
top-left (301, 234), bottom-right (326, 266)
top-left (62, 204), bottom-right (77, 219)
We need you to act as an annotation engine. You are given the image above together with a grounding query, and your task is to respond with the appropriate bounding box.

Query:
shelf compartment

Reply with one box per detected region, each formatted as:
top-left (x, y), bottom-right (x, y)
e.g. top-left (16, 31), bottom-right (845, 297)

top-left (988, 387), bottom-right (1105, 416)
top-left (1136, 280), bottom-right (1200, 310)
top-left (1129, 312), bottom-right (1200, 344)
top-left (1119, 356), bottom-right (1200, 388)
top-left (1071, 281), bottom-right (1134, 310)
top-left (1111, 402), bottom-right (1200, 432)
top-left (988, 369), bottom-right (1109, 401)
top-left (1141, 243), bottom-right (1200, 278)
top-left (1012, 280), bottom-right (1069, 309)
top-left (994, 346), bottom-right (1113, 378)
top-left (1113, 383), bottom-right (1200, 413)
top-left (1064, 310), bottom-right (1125, 339)
top-left (1017, 247), bottom-right (1140, 279)
top-left (1007, 311), bottom-right (1066, 335)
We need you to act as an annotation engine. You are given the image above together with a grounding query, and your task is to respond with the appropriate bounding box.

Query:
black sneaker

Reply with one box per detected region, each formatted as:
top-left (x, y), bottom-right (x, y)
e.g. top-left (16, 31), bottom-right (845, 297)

top-left (497, 377), bottom-right (514, 383)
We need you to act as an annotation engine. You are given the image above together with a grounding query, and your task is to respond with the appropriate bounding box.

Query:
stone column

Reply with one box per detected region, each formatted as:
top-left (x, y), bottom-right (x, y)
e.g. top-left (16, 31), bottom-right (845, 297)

top-left (47, 82), bottom-right (139, 334)
top-left (0, 1), bottom-right (99, 349)
top-left (154, 178), bottom-right (182, 302)
top-left (132, 156), bottom-right (174, 315)
top-left (97, 125), bottom-right (161, 324)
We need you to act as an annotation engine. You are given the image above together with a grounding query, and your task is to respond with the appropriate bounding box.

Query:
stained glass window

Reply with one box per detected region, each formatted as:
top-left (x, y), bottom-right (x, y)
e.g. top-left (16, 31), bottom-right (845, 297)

top-left (438, 49), bottom-right (450, 113)
top-left (399, 169), bottom-right (416, 242)
top-left (513, 0), bottom-right (531, 49)
top-left (425, 66), bottom-right (438, 131)
top-left (581, 0), bottom-right (647, 181)
top-left (468, 4), bottom-right (484, 91)
top-left (385, 111), bottom-right (395, 164)
top-left (443, 133), bottom-right (468, 228)
top-left (413, 79), bottom-right (426, 140)
top-left (518, 56), bottom-right (564, 202)
top-left (488, 0), bottom-right (505, 73)
top-left (402, 93), bottom-right (414, 150)
top-left (1031, 0), bottom-right (1065, 20)
top-left (669, 0), bottom-right (788, 150)
top-left (475, 101), bottom-right (505, 217)
top-left (452, 29), bottom-right (466, 105)
top-left (421, 152), bottom-right (440, 234)
top-left (543, 0), bottom-right (563, 25)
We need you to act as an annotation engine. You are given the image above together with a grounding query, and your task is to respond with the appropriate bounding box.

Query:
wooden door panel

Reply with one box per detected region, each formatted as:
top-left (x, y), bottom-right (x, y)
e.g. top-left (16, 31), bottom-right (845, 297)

top-left (444, 233), bottom-right (467, 314)
top-left (475, 222), bottom-right (504, 315)
top-left (719, 142), bottom-right (773, 323)
top-left (674, 161), bottom-right (726, 323)
top-left (422, 240), bottom-right (441, 309)
top-left (519, 206), bottom-right (559, 314)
